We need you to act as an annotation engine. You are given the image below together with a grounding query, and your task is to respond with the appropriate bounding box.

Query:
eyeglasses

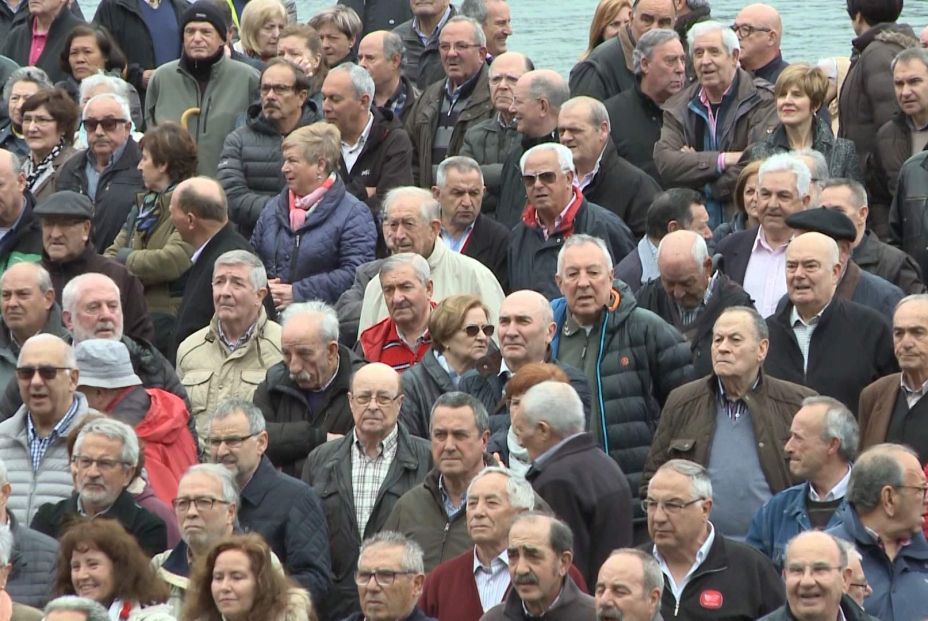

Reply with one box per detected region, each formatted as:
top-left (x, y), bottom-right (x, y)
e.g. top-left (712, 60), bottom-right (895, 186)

top-left (204, 433), bottom-right (256, 449)
top-left (461, 324), bottom-right (494, 338)
top-left (438, 42), bottom-right (481, 53)
top-left (730, 24), bottom-right (772, 38)
top-left (641, 497), bottom-right (704, 514)
top-left (355, 569), bottom-right (416, 586)
top-left (71, 455), bottom-right (131, 472)
top-left (521, 171), bottom-right (560, 187)
top-left (351, 393), bottom-right (401, 407)
top-left (894, 484), bottom-right (928, 500)
top-left (15, 366), bottom-right (70, 381)
top-left (172, 496), bottom-right (230, 512)
top-left (849, 581), bottom-right (870, 591)
top-left (21, 114), bottom-right (56, 126)
top-left (784, 563), bottom-right (841, 578)
top-left (260, 83), bottom-right (297, 95)
top-left (82, 118), bottom-right (127, 132)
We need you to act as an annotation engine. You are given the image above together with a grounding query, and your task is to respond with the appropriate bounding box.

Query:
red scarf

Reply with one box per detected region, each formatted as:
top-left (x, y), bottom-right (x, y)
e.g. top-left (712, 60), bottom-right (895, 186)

top-left (521, 185), bottom-right (584, 237)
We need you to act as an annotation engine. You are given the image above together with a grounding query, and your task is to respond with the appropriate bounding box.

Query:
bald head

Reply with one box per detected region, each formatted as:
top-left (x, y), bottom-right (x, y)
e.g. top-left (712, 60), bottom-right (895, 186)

top-left (657, 230), bottom-right (712, 309)
top-left (351, 361), bottom-right (401, 394)
top-left (491, 51), bottom-right (531, 73)
top-left (498, 290), bottom-right (556, 371)
top-left (511, 69), bottom-right (570, 137)
top-left (349, 361), bottom-right (403, 442)
top-left (171, 176), bottom-right (228, 246)
top-left (786, 232), bottom-right (841, 318)
top-left (734, 4), bottom-right (782, 70)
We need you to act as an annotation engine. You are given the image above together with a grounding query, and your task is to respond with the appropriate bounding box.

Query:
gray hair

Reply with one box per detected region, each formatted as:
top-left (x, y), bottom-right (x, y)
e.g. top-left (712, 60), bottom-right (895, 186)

top-left (561, 96), bottom-right (610, 131)
top-left (381, 30), bottom-right (406, 65)
top-left (443, 15), bottom-right (487, 47)
top-left (791, 148), bottom-right (829, 186)
top-left (43, 596), bottom-right (110, 621)
top-left (0, 527), bottom-right (11, 565)
top-left (468, 466), bottom-right (535, 511)
top-left (892, 46), bottom-right (928, 73)
top-left (460, 0), bottom-right (503, 24)
top-left (430, 391), bottom-right (490, 434)
top-left (213, 249), bottom-right (268, 291)
top-left (436, 155), bottom-right (484, 187)
top-left (800, 395), bottom-right (860, 462)
top-left (820, 177), bottom-right (868, 209)
top-left (380, 252), bottom-right (431, 285)
top-left (0, 261), bottom-right (53, 295)
top-left (520, 142), bottom-right (575, 174)
top-left (3, 66), bottom-right (51, 102)
top-left (511, 511), bottom-right (574, 555)
top-left (281, 300), bottom-right (340, 343)
top-left (526, 71), bottom-right (570, 110)
top-left (17, 333), bottom-right (76, 368)
top-left (556, 233), bottom-right (614, 275)
top-left (759, 153), bottom-right (812, 198)
top-left (0, 149), bottom-right (22, 176)
top-left (382, 186), bottom-right (441, 222)
top-left (836, 538), bottom-right (863, 565)
top-left (847, 444), bottom-right (918, 512)
top-left (207, 398), bottom-right (267, 435)
top-left (309, 4), bottom-right (362, 38)
top-left (329, 62), bottom-right (376, 101)
top-left (606, 549), bottom-right (665, 594)
top-left (82, 92), bottom-right (132, 125)
top-left (654, 459), bottom-right (713, 500)
top-left (520, 381), bottom-right (585, 437)
top-left (75, 417), bottom-right (141, 467)
top-left (633, 28), bottom-right (681, 75)
top-left (181, 463), bottom-right (240, 506)
top-left (657, 230), bottom-right (709, 267)
top-left (62, 273), bottom-right (121, 317)
top-left (79, 73), bottom-right (131, 104)
top-left (717, 305), bottom-right (770, 341)
top-left (359, 531), bottom-right (425, 573)
top-left (688, 21), bottom-right (740, 58)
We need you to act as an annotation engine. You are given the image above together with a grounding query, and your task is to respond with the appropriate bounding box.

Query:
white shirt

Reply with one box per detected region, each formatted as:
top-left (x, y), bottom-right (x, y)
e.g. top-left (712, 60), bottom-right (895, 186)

top-left (808, 466), bottom-right (852, 502)
top-left (341, 112), bottom-right (374, 174)
top-left (654, 522), bottom-right (716, 604)
top-left (790, 303), bottom-right (827, 373)
top-left (473, 548), bottom-right (510, 611)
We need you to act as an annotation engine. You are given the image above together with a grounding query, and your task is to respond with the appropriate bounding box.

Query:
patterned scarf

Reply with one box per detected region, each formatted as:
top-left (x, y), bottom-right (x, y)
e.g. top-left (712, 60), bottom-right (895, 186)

top-left (25, 138), bottom-right (65, 190)
top-left (135, 183), bottom-right (175, 240)
top-left (289, 172), bottom-right (336, 231)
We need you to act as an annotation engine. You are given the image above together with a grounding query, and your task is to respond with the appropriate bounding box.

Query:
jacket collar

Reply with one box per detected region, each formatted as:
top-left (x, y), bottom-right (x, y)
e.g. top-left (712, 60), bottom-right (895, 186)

top-left (501, 575), bottom-right (587, 619)
top-left (239, 454), bottom-right (279, 505)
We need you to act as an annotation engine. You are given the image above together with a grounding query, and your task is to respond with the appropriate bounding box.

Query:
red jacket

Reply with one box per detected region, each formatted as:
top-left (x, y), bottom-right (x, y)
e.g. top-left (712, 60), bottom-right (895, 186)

top-left (134, 388), bottom-right (198, 505)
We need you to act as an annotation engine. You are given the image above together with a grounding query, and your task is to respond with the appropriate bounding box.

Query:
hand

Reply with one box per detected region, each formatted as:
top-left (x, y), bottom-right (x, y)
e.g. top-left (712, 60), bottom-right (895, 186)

top-left (142, 69), bottom-right (154, 87)
top-left (724, 151), bottom-right (744, 167)
top-left (679, 145), bottom-right (696, 153)
top-left (492, 452), bottom-right (507, 467)
top-left (327, 433), bottom-right (344, 441)
top-left (268, 279), bottom-right (294, 310)
top-left (365, 186), bottom-right (377, 198)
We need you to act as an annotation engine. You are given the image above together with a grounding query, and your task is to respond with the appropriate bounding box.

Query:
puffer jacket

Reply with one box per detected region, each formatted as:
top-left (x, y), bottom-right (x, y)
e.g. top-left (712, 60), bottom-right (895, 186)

top-left (460, 115), bottom-right (519, 217)
top-left (217, 99), bottom-right (321, 239)
top-left (130, 388), bottom-right (198, 504)
top-left (6, 512), bottom-right (58, 609)
top-left (176, 308), bottom-right (283, 439)
top-left (890, 151), bottom-right (928, 282)
top-left (104, 190), bottom-right (193, 316)
top-left (251, 177), bottom-right (377, 304)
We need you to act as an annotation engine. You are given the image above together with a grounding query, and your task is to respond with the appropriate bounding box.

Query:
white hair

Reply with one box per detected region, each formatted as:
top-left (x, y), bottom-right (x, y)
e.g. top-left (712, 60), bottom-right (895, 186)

top-left (214, 249), bottom-right (268, 290)
top-left (467, 466), bottom-right (535, 511)
top-left (556, 234), bottom-right (614, 275)
top-left (75, 417), bottom-right (141, 468)
top-left (759, 153), bottom-right (812, 198)
top-left (520, 142), bottom-right (574, 173)
top-left (380, 252), bottom-right (431, 285)
top-left (79, 73), bottom-right (131, 104)
top-left (329, 62), bottom-right (376, 101)
top-left (657, 230), bottom-right (709, 266)
top-left (519, 381), bottom-right (585, 437)
top-left (82, 92), bottom-right (132, 125)
top-left (281, 301), bottom-right (340, 343)
top-left (688, 21), bottom-right (740, 58)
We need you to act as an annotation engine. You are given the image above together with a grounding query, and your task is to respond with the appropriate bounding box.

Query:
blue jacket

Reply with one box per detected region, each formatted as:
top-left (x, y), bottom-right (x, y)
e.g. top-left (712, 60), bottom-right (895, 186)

top-left (251, 176), bottom-right (377, 304)
top-left (745, 481), bottom-right (848, 569)
top-left (828, 503), bottom-right (928, 621)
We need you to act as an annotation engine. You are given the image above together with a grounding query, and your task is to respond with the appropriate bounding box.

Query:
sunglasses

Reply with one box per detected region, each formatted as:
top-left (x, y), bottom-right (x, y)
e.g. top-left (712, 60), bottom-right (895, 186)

top-left (521, 171), bottom-right (559, 187)
top-left (462, 324), bottom-right (494, 337)
top-left (82, 118), bottom-right (127, 132)
top-left (15, 366), bottom-right (70, 381)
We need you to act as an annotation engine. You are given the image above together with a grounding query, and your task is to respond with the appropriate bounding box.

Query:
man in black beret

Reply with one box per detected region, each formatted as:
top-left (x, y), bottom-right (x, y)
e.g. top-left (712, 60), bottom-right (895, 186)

top-left (785, 207), bottom-right (903, 321)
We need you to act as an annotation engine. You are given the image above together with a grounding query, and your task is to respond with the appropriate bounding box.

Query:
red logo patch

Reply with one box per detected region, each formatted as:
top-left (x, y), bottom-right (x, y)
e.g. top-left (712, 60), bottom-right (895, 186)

top-left (699, 590), bottom-right (723, 609)
top-left (620, 356), bottom-right (630, 367)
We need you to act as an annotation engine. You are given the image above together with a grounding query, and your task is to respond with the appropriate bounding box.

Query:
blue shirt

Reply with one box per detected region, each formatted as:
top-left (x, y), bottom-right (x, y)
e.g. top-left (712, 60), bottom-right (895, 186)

top-left (137, 0), bottom-right (180, 67)
top-left (26, 397), bottom-right (80, 472)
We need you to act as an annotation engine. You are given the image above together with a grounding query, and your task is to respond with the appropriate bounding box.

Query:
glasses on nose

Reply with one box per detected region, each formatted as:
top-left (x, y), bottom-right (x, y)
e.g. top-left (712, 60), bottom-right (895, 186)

top-left (15, 366), bottom-right (70, 381)
top-left (438, 42), bottom-right (481, 53)
top-left (895, 484), bottom-right (928, 500)
top-left (730, 24), bottom-right (771, 38)
top-left (641, 497), bottom-right (704, 514)
top-left (205, 433), bottom-right (256, 449)
top-left (21, 114), bottom-right (55, 126)
top-left (784, 563), bottom-right (841, 578)
top-left (172, 496), bottom-right (229, 512)
top-left (260, 83), bottom-right (296, 95)
top-left (71, 455), bottom-right (130, 472)
top-left (82, 118), bottom-right (127, 132)
top-left (351, 393), bottom-right (401, 407)
top-left (461, 324), bottom-right (494, 337)
top-left (355, 569), bottom-right (415, 586)
top-left (521, 171), bottom-right (559, 187)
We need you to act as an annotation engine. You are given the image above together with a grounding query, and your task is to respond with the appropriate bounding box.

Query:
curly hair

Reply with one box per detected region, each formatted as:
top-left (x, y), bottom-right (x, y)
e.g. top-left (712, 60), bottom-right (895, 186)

top-left (54, 518), bottom-right (169, 605)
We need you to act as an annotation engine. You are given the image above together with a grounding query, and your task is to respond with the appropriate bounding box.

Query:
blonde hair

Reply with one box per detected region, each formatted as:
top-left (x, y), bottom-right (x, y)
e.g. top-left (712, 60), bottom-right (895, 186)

top-left (583, 0), bottom-right (631, 59)
top-left (775, 63), bottom-right (829, 113)
top-left (282, 122), bottom-right (341, 173)
top-left (240, 0), bottom-right (287, 57)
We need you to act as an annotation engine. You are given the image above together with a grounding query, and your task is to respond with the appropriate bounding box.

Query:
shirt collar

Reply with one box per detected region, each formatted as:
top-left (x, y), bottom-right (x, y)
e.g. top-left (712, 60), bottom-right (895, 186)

top-left (808, 465), bottom-right (852, 502)
top-left (901, 373), bottom-right (928, 397)
top-left (217, 319), bottom-right (258, 352)
top-left (716, 372), bottom-right (761, 402)
top-left (413, 6), bottom-right (451, 44)
top-left (653, 521), bottom-right (716, 573)
top-left (472, 546), bottom-right (509, 573)
top-left (576, 144), bottom-right (607, 190)
top-left (86, 139), bottom-right (129, 172)
top-left (342, 112), bottom-right (374, 153)
top-left (790, 302), bottom-right (828, 327)
top-left (434, 350), bottom-right (462, 388)
top-left (753, 226), bottom-right (791, 252)
top-left (27, 396), bottom-right (79, 442)
top-left (352, 423), bottom-right (398, 458)
top-left (533, 432), bottom-right (581, 467)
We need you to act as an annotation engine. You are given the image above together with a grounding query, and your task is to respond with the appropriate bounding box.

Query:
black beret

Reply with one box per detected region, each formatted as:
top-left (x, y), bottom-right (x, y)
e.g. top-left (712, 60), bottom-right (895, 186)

top-left (785, 207), bottom-right (856, 242)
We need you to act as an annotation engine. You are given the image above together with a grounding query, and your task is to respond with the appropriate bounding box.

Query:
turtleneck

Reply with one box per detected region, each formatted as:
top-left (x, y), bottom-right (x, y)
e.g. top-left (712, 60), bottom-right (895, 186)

top-left (181, 47), bottom-right (224, 89)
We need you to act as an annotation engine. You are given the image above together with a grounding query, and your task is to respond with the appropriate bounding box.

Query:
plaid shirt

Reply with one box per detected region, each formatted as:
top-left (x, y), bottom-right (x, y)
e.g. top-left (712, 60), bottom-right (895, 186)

top-left (351, 425), bottom-right (399, 536)
top-left (716, 374), bottom-right (761, 422)
top-left (217, 319), bottom-right (258, 353)
top-left (26, 397), bottom-right (80, 471)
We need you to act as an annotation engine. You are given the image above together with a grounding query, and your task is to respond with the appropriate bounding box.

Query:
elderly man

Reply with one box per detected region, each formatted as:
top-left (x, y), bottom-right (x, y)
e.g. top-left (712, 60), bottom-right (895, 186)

top-left (35, 192), bottom-right (153, 343)
top-left (716, 154), bottom-right (813, 318)
top-left (0, 0), bottom-right (81, 82)
top-left (205, 398), bottom-right (332, 605)
top-left (55, 94), bottom-right (143, 252)
top-left (0, 149), bottom-right (41, 271)
top-left (303, 362), bottom-right (431, 620)
top-left (637, 231), bottom-right (753, 377)
top-left (460, 0), bottom-right (510, 60)
top-left (643, 306), bottom-right (813, 539)
top-left (218, 59), bottom-right (319, 240)
top-left (145, 0), bottom-right (260, 176)
top-left (508, 143), bottom-right (635, 300)
top-left (29, 417), bottom-right (167, 554)
top-left (646, 459), bottom-right (784, 618)
top-left (42, 598), bottom-right (110, 621)
top-left (393, 0), bottom-right (454, 90)
top-left (820, 178), bottom-right (925, 295)
top-left (828, 444), bottom-right (928, 621)
top-left (559, 96), bottom-right (660, 238)
top-left (153, 464), bottom-right (238, 616)
top-left (616, 188), bottom-right (713, 292)
top-left (605, 29), bottom-right (686, 187)
top-left (253, 301), bottom-right (361, 477)
top-left (746, 396), bottom-right (859, 568)
top-left (0, 335), bottom-right (87, 523)
top-left (654, 21), bottom-right (777, 228)
top-left (384, 392), bottom-right (491, 570)
top-left (324, 63), bottom-right (414, 215)
top-left (404, 16), bottom-right (492, 188)
top-left (764, 232), bottom-right (896, 412)
top-left (482, 512), bottom-right (595, 620)
top-left (732, 4), bottom-right (788, 83)
top-left (177, 250), bottom-right (282, 439)
top-left (595, 549), bottom-right (664, 621)
top-left (350, 532), bottom-right (435, 621)
top-left (570, 0), bottom-right (676, 101)
top-left (358, 30), bottom-right (420, 123)
top-left (551, 234), bottom-right (693, 536)
top-left (516, 381), bottom-right (633, 587)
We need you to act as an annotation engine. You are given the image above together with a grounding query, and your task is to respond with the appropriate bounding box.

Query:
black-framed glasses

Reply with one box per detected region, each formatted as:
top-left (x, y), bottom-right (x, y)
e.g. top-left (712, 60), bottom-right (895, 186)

top-left (83, 118), bottom-right (127, 132)
top-left (205, 433), bottom-right (256, 449)
top-left (355, 569), bottom-right (416, 586)
top-left (521, 171), bottom-right (559, 187)
top-left (172, 496), bottom-right (230, 512)
top-left (71, 455), bottom-right (131, 472)
top-left (641, 497), bottom-right (704, 514)
top-left (730, 24), bottom-right (772, 38)
top-left (894, 484), bottom-right (928, 500)
top-left (438, 42), bottom-right (481, 53)
top-left (15, 366), bottom-right (70, 381)
top-left (849, 581), bottom-right (870, 591)
top-left (260, 83), bottom-right (297, 95)
top-left (351, 393), bottom-right (401, 407)
top-left (462, 324), bottom-right (494, 338)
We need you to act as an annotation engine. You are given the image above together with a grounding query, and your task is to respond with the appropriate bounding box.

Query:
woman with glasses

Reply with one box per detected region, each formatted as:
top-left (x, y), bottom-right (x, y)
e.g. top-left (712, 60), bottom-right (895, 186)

top-left (237, 0), bottom-right (289, 65)
top-left (19, 88), bottom-right (79, 203)
top-left (399, 295), bottom-right (493, 438)
top-left (0, 67), bottom-right (53, 158)
top-left (53, 518), bottom-right (174, 620)
top-left (183, 534), bottom-right (316, 621)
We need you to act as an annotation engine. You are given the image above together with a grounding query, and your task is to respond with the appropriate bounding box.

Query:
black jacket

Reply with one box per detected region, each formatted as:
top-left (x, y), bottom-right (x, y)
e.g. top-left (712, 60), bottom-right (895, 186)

top-left (853, 229), bottom-right (925, 295)
top-left (759, 594), bottom-right (876, 621)
top-left (7, 511), bottom-right (57, 608)
top-left (0, 192), bottom-right (42, 272)
top-left (399, 349), bottom-right (456, 439)
top-left (716, 226), bottom-right (758, 285)
top-left (890, 151), bottom-right (928, 279)
top-left (303, 425), bottom-right (432, 620)
top-left (461, 213), bottom-right (510, 292)
top-left (253, 345), bottom-right (364, 477)
top-left (605, 83), bottom-right (665, 186)
top-left (764, 297), bottom-right (897, 413)
top-left (495, 130), bottom-right (558, 230)
top-left (55, 140), bottom-right (145, 253)
top-left (1, 8), bottom-right (84, 83)
top-left (239, 455), bottom-right (332, 607)
top-left (29, 489), bottom-right (166, 557)
top-left (341, 608), bottom-right (436, 621)
top-left (338, 0), bottom-right (411, 36)
top-left (583, 138), bottom-right (661, 239)
top-left (0, 1), bottom-right (82, 43)
top-left (569, 28), bottom-right (637, 102)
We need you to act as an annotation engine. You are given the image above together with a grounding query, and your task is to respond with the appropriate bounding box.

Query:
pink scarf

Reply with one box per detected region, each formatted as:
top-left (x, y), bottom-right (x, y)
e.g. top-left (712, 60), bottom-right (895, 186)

top-left (289, 173), bottom-right (336, 231)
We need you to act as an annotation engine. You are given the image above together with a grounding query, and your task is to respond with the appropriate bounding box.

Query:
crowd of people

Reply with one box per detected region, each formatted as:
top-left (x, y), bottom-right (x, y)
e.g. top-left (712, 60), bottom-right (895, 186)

top-left (0, 0), bottom-right (927, 619)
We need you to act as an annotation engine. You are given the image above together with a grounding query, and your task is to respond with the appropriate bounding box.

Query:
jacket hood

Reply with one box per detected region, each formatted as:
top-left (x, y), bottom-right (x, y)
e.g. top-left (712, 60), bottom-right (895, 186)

top-left (246, 97), bottom-right (322, 136)
top-left (134, 388), bottom-right (190, 443)
top-left (853, 22), bottom-right (918, 52)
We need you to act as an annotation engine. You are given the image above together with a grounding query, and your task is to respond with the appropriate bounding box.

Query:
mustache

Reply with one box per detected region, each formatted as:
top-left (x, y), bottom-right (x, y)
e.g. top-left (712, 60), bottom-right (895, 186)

top-left (597, 605), bottom-right (624, 621)
top-left (513, 573), bottom-right (538, 586)
top-left (289, 371), bottom-right (312, 383)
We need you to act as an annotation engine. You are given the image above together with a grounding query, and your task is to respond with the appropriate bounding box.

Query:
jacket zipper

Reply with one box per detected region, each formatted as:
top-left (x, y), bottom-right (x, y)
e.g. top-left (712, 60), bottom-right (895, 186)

top-left (288, 233), bottom-right (301, 283)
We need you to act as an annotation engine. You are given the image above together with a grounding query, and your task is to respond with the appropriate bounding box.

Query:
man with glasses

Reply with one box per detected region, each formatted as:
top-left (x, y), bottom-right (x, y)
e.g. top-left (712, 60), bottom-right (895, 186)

top-left (840, 541), bottom-right (873, 610)
top-left (645, 459), bottom-right (784, 619)
top-left (827, 444), bottom-right (928, 621)
top-left (351, 531), bottom-right (435, 621)
top-left (731, 4), bottom-right (787, 84)
top-left (29, 417), bottom-right (167, 556)
top-left (302, 362), bottom-right (431, 620)
top-left (204, 398), bottom-right (332, 607)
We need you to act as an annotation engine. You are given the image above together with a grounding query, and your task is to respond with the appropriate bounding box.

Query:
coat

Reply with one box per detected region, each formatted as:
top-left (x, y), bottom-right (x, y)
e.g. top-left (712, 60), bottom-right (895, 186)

top-left (853, 229), bottom-right (925, 295)
top-left (890, 151), bottom-right (928, 279)
top-left (870, 112), bottom-right (927, 222)
top-left (604, 83), bottom-right (665, 187)
top-left (27, 146), bottom-right (76, 205)
top-left (393, 7), bottom-right (455, 91)
top-left (0, 192), bottom-right (42, 273)
top-left (302, 425), bottom-right (432, 620)
top-left (460, 116), bottom-right (520, 217)
top-left (461, 213), bottom-right (510, 292)
top-left (1, 8), bottom-right (84, 83)
top-left (253, 345), bottom-right (363, 477)
top-left (251, 178), bottom-right (377, 304)
top-left (582, 138), bottom-right (660, 239)
top-left (857, 372), bottom-right (904, 451)
top-left (764, 297), bottom-right (897, 413)
top-left (6, 512), bottom-right (57, 609)
top-left (759, 595), bottom-right (875, 621)
top-left (715, 226), bottom-right (758, 285)
top-left (55, 140), bottom-right (145, 253)
top-left (494, 131), bottom-right (558, 231)
top-left (399, 349), bottom-right (456, 439)
top-left (480, 576), bottom-right (594, 621)
top-left (834, 259), bottom-right (904, 321)
top-left (568, 24), bottom-right (637, 101)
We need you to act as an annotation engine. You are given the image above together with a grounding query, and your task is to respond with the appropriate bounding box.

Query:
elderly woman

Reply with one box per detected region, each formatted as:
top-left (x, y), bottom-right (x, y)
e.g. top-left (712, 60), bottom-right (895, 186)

top-left (19, 88), bottom-right (78, 202)
top-left (238, 0), bottom-right (288, 64)
top-left (251, 122), bottom-right (376, 309)
top-left (743, 64), bottom-right (861, 181)
top-left (54, 519), bottom-right (174, 620)
top-left (278, 24), bottom-right (326, 101)
top-left (581, 0), bottom-right (631, 59)
top-left (713, 160), bottom-right (762, 243)
top-left (0, 68), bottom-right (53, 157)
top-left (400, 295), bottom-right (493, 438)
top-left (183, 534), bottom-right (315, 621)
